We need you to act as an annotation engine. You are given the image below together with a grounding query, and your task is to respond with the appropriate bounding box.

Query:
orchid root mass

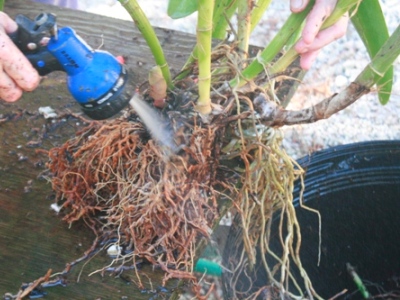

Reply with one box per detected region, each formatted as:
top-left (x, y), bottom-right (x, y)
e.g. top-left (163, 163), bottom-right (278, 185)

top-left (46, 44), bottom-right (310, 298)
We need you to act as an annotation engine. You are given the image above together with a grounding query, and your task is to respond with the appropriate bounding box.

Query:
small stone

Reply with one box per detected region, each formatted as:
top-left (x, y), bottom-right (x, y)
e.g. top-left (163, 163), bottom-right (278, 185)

top-left (23, 186), bottom-right (32, 193)
top-left (335, 75), bottom-right (348, 87)
top-left (17, 154), bottom-right (28, 161)
top-left (50, 203), bottom-right (62, 213)
top-left (107, 244), bottom-right (122, 257)
top-left (38, 106), bottom-right (58, 119)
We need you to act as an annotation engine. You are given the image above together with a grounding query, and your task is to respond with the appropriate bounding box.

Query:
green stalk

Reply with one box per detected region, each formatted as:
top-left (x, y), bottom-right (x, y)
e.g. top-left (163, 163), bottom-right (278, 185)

top-left (321, 0), bottom-right (360, 28)
top-left (213, 0), bottom-right (238, 40)
top-left (119, 0), bottom-right (173, 88)
top-left (176, 0), bottom-right (237, 81)
top-left (174, 47), bottom-right (198, 81)
top-left (355, 24), bottom-right (400, 88)
top-left (258, 25), bottom-right (400, 126)
top-left (250, 0), bottom-right (272, 32)
top-left (237, 0), bottom-right (252, 58)
top-left (0, 0), bottom-right (4, 11)
top-left (269, 47), bottom-right (298, 75)
top-left (233, 0), bottom-right (365, 87)
top-left (269, 0), bottom-right (365, 75)
top-left (195, 0), bottom-right (214, 114)
top-left (230, 0), bottom-right (314, 87)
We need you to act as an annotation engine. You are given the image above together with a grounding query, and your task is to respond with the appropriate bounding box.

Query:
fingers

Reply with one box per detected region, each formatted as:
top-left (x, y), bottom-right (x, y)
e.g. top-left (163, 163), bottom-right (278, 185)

top-left (291, 0), bottom-right (347, 70)
top-left (299, 50), bottom-right (320, 70)
top-left (0, 13), bottom-right (40, 102)
top-left (0, 42), bottom-right (41, 91)
top-left (290, 0), bottom-right (310, 13)
top-left (301, 0), bottom-right (338, 45)
top-left (0, 11), bottom-right (18, 33)
top-left (296, 13), bottom-right (348, 54)
top-left (296, 12), bottom-right (348, 69)
top-left (0, 69), bottom-right (23, 102)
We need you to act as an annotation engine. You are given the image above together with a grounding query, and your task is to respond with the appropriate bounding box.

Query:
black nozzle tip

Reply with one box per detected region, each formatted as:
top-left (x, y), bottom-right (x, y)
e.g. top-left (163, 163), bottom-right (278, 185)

top-left (81, 93), bottom-right (131, 120)
top-left (80, 66), bottom-right (132, 120)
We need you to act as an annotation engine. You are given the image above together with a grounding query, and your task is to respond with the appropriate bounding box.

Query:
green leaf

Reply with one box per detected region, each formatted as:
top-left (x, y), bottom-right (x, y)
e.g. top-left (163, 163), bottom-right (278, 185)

top-left (167, 0), bottom-right (198, 19)
top-left (120, 0), bottom-right (173, 88)
top-left (351, 0), bottom-right (393, 104)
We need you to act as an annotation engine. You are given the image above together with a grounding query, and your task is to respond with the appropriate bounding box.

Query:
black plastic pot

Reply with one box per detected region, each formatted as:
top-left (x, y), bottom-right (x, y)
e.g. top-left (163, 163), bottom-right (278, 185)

top-left (222, 140), bottom-right (400, 299)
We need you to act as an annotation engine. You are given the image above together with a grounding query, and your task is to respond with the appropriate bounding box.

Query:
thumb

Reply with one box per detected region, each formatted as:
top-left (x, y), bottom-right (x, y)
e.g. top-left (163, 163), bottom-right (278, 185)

top-left (290, 0), bottom-right (310, 13)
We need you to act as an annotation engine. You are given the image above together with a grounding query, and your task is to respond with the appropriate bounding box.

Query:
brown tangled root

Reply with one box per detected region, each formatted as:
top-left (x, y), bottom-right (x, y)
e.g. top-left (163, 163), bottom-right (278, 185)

top-left (47, 115), bottom-right (230, 284)
top-left (46, 43), bottom-right (318, 298)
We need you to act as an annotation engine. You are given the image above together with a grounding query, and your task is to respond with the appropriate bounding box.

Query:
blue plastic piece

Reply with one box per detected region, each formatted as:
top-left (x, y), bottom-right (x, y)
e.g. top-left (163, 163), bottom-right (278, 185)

top-left (37, 60), bottom-right (45, 68)
top-left (46, 27), bottom-right (123, 107)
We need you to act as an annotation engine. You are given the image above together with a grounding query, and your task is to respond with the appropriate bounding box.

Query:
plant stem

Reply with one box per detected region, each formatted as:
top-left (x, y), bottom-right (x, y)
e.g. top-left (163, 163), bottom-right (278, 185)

top-left (178, 0), bottom-right (242, 81)
top-left (176, 0), bottom-right (237, 81)
top-left (179, 46), bottom-right (198, 75)
top-left (323, 0), bottom-right (360, 28)
top-left (250, 0), bottom-right (272, 32)
top-left (119, 0), bottom-right (173, 88)
top-left (195, 0), bottom-right (214, 114)
top-left (269, 47), bottom-right (298, 75)
top-left (255, 24), bottom-right (400, 126)
top-left (0, 0), bottom-right (4, 11)
top-left (230, 1), bottom-right (314, 87)
top-left (356, 23), bottom-right (400, 87)
top-left (270, 0), bottom-right (375, 75)
top-left (232, 0), bottom-right (364, 87)
top-left (237, 0), bottom-right (252, 59)
top-left (213, 0), bottom-right (238, 39)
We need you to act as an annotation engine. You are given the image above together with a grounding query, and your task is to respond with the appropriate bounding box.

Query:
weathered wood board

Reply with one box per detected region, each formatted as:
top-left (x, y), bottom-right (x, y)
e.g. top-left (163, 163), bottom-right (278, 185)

top-left (1, 1), bottom-right (198, 298)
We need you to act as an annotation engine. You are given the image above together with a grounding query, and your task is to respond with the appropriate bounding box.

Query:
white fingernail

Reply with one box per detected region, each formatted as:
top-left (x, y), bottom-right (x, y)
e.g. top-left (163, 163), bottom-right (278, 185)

top-left (291, 0), bottom-right (303, 10)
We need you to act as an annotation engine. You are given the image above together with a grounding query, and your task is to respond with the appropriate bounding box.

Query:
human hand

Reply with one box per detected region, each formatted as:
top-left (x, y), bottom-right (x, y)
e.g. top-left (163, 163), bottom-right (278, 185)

top-left (290, 0), bottom-right (349, 70)
top-left (0, 12), bottom-right (40, 102)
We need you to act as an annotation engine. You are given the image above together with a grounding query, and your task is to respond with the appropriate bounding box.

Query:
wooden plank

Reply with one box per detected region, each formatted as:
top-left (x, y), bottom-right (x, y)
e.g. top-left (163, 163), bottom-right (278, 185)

top-left (5, 0), bottom-right (196, 85)
top-left (1, 1), bottom-right (195, 298)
